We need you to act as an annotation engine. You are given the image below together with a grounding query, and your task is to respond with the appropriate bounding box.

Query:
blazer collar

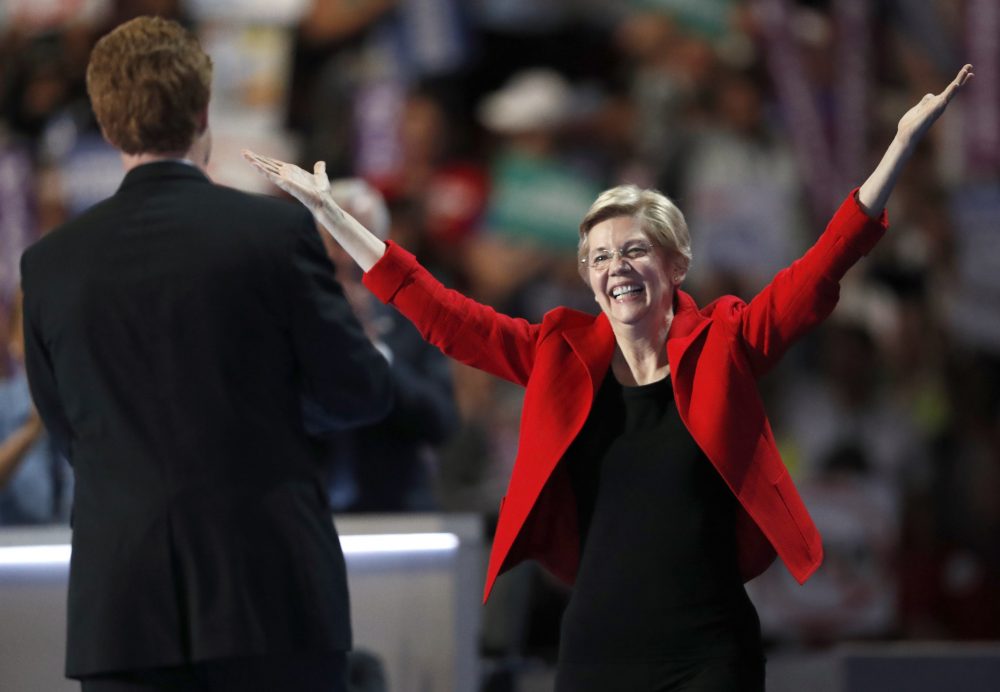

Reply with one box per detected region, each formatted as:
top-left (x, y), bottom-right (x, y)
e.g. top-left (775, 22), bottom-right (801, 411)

top-left (666, 289), bottom-right (712, 367)
top-left (562, 289), bottom-right (712, 385)
top-left (668, 290), bottom-right (708, 340)
top-left (562, 313), bottom-right (615, 397)
top-left (117, 160), bottom-right (210, 191)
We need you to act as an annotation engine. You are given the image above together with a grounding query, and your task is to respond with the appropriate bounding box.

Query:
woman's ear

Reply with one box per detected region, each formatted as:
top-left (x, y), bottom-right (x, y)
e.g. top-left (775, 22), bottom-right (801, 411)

top-left (671, 257), bottom-right (689, 287)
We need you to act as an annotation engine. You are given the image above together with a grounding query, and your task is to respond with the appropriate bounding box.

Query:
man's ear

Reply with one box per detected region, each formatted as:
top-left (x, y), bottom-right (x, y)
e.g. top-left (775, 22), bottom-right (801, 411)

top-left (97, 124), bottom-right (113, 148)
top-left (196, 107), bottom-right (209, 134)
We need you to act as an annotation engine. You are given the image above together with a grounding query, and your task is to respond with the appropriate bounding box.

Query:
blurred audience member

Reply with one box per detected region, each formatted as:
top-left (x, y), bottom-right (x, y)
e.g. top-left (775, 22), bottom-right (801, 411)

top-left (468, 68), bottom-right (599, 319)
top-left (681, 64), bottom-right (807, 301)
top-left (318, 180), bottom-right (459, 511)
top-left (611, 10), bottom-right (713, 194)
top-left (777, 316), bottom-right (927, 487)
top-left (0, 291), bottom-right (72, 524)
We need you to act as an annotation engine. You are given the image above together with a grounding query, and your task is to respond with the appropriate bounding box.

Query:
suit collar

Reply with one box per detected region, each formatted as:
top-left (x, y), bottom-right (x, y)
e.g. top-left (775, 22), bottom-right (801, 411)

top-left (118, 160), bottom-right (210, 191)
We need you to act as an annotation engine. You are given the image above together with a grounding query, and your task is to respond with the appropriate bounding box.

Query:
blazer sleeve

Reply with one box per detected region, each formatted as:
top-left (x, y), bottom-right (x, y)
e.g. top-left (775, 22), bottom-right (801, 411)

top-left (362, 241), bottom-right (541, 387)
top-left (735, 189), bottom-right (889, 376)
top-left (285, 209), bottom-right (394, 430)
top-left (20, 252), bottom-right (73, 461)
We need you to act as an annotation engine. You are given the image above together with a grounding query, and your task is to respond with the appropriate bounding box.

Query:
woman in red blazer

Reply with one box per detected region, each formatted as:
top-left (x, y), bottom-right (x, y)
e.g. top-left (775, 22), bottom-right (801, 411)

top-left (246, 65), bottom-right (973, 691)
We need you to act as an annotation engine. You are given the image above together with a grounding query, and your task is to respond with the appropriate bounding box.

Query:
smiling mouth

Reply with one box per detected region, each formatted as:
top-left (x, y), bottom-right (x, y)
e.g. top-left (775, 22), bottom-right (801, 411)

top-left (610, 285), bottom-right (644, 300)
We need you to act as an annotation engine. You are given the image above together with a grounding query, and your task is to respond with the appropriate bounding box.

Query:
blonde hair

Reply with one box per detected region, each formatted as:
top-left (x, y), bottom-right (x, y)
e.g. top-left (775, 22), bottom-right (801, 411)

top-left (578, 184), bottom-right (692, 280)
top-left (86, 16), bottom-right (212, 154)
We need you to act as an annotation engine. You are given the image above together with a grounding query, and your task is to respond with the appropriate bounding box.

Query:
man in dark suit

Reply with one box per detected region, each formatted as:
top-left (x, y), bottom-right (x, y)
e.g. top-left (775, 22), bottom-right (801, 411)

top-left (19, 16), bottom-right (393, 692)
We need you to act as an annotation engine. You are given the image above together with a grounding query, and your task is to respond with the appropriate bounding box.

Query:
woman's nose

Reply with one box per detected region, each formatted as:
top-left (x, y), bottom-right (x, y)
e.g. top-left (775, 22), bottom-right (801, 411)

top-left (609, 256), bottom-right (633, 273)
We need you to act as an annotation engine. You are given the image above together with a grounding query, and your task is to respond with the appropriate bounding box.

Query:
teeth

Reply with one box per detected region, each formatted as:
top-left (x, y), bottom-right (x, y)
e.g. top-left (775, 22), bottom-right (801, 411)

top-left (611, 285), bottom-right (642, 298)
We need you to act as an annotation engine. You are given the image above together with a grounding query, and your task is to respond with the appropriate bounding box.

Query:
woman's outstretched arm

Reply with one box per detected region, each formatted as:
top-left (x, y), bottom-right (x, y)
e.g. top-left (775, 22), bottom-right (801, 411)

top-left (738, 64), bottom-right (973, 375)
top-left (857, 63), bottom-right (974, 216)
top-left (242, 151), bottom-right (543, 386)
top-left (242, 153), bottom-right (387, 271)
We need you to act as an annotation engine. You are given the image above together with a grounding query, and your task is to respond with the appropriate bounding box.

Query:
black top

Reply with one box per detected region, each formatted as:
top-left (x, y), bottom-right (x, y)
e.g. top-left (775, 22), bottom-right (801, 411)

top-left (560, 370), bottom-right (761, 665)
top-left (20, 161), bottom-right (394, 677)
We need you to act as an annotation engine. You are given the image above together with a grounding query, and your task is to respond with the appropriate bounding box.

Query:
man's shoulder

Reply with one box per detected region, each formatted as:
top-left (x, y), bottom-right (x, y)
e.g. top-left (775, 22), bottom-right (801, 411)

top-left (198, 184), bottom-right (314, 250)
top-left (206, 183), bottom-right (307, 220)
top-left (120, 164), bottom-right (306, 226)
top-left (21, 196), bottom-right (116, 271)
top-left (22, 185), bottom-right (308, 277)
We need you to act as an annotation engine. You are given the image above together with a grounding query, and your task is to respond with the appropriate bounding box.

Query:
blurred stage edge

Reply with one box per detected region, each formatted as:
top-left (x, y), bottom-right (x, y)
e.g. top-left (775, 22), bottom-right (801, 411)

top-left (0, 514), bottom-right (483, 692)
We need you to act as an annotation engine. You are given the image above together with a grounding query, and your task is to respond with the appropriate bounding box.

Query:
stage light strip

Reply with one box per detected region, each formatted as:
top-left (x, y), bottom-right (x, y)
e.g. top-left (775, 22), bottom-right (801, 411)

top-left (0, 544), bottom-right (71, 566)
top-left (340, 532), bottom-right (460, 554)
top-left (0, 533), bottom-right (460, 567)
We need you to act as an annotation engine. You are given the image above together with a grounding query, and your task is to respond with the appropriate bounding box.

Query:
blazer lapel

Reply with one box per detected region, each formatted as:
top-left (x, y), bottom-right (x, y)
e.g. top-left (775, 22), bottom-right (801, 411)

top-left (562, 312), bottom-right (615, 401)
top-left (490, 314), bottom-right (613, 585)
top-left (665, 290), bottom-right (712, 418)
top-left (666, 290), bottom-right (712, 369)
top-left (512, 314), bottom-right (612, 501)
top-left (558, 299), bottom-right (711, 407)
top-left (561, 293), bottom-right (710, 385)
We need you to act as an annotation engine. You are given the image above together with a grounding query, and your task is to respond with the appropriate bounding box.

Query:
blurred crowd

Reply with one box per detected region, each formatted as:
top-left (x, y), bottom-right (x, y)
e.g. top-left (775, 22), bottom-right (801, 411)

top-left (2, 0), bottom-right (1000, 665)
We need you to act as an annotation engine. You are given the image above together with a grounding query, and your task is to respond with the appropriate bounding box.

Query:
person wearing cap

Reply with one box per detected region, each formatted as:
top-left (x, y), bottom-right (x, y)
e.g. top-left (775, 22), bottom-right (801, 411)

top-left (246, 65), bottom-right (973, 691)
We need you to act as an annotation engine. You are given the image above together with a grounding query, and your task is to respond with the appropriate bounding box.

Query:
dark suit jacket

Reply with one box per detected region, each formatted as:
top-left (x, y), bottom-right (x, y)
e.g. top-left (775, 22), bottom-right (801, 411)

top-left (326, 303), bottom-right (458, 512)
top-left (19, 161), bottom-right (393, 678)
top-left (363, 190), bottom-right (887, 603)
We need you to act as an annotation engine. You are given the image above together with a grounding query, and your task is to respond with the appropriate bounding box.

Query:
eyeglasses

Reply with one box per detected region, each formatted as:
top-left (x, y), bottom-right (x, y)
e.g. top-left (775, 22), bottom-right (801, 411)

top-left (580, 242), bottom-right (654, 271)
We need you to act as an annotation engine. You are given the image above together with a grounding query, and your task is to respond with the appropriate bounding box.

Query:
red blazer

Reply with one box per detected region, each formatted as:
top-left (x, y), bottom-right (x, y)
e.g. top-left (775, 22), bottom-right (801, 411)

top-left (364, 191), bottom-right (888, 603)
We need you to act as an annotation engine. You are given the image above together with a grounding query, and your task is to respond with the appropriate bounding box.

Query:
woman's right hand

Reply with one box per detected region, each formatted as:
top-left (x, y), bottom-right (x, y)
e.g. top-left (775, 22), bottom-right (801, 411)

top-left (243, 150), bottom-right (388, 271)
top-left (243, 151), bottom-right (333, 215)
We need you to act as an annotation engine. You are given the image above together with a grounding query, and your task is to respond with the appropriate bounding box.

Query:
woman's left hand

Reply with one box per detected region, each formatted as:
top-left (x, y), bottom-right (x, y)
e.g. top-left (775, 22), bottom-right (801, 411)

top-left (896, 64), bottom-right (974, 147)
top-left (858, 64), bottom-right (974, 216)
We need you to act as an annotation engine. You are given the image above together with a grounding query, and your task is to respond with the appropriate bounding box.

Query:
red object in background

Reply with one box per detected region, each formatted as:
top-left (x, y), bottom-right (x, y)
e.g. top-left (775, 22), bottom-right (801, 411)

top-left (370, 163), bottom-right (489, 244)
top-left (423, 163), bottom-right (489, 244)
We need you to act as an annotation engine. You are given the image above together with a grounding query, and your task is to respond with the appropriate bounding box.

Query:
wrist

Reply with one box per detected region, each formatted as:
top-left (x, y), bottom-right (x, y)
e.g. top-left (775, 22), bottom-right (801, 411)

top-left (890, 131), bottom-right (919, 159)
top-left (314, 196), bottom-right (342, 229)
